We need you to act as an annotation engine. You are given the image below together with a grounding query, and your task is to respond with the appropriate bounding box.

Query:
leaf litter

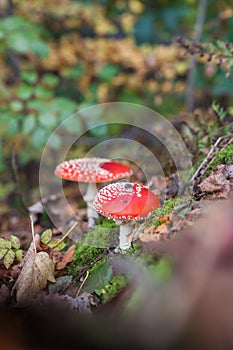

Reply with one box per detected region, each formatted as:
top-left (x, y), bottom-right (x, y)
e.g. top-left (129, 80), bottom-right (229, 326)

top-left (13, 251), bottom-right (55, 304)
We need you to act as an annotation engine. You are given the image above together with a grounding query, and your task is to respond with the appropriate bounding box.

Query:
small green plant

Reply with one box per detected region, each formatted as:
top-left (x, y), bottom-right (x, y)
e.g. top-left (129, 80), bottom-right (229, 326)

top-left (0, 235), bottom-right (23, 269)
top-left (99, 274), bottom-right (127, 304)
top-left (212, 100), bottom-right (227, 121)
top-left (152, 198), bottom-right (184, 226)
top-left (40, 229), bottom-right (66, 251)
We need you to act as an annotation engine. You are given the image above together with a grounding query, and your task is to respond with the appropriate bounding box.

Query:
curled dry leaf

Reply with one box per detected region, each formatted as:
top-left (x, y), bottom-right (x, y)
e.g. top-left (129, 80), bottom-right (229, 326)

top-left (56, 244), bottom-right (75, 270)
top-left (62, 292), bottom-right (97, 314)
top-left (139, 223), bottom-right (169, 243)
top-left (199, 165), bottom-right (232, 198)
top-left (14, 251), bottom-right (56, 303)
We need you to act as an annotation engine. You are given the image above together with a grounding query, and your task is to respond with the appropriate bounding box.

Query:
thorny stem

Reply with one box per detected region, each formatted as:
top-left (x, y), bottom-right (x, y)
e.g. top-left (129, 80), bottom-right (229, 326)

top-left (30, 215), bottom-right (37, 254)
top-left (52, 221), bottom-right (79, 249)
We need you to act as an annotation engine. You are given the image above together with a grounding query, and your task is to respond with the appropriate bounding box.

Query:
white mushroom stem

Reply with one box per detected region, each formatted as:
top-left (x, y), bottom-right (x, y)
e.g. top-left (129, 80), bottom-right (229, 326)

top-left (83, 182), bottom-right (99, 228)
top-left (116, 220), bottom-right (133, 250)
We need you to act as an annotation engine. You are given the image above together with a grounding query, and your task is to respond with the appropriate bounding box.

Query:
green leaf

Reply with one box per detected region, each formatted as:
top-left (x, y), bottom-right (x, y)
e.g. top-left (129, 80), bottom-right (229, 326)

top-left (61, 116), bottom-right (81, 134)
top-left (4, 249), bottom-right (15, 269)
top-left (22, 114), bottom-right (37, 134)
top-left (21, 71), bottom-right (38, 84)
top-left (30, 40), bottom-right (49, 58)
top-left (82, 260), bottom-right (113, 293)
top-left (34, 85), bottom-right (53, 99)
top-left (42, 74), bottom-right (60, 86)
top-left (0, 248), bottom-right (8, 260)
top-left (0, 238), bottom-right (11, 250)
top-left (41, 229), bottom-right (52, 244)
top-left (32, 127), bottom-right (49, 148)
top-left (6, 118), bottom-right (19, 136)
top-left (28, 99), bottom-right (47, 112)
top-left (0, 16), bottom-right (29, 32)
top-left (51, 97), bottom-right (77, 119)
top-left (11, 235), bottom-right (20, 250)
top-left (7, 33), bottom-right (31, 53)
top-left (97, 64), bottom-right (120, 83)
top-left (38, 111), bottom-right (57, 129)
top-left (16, 83), bottom-right (33, 100)
top-left (62, 64), bottom-right (84, 79)
top-left (49, 133), bottom-right (62, 149)
top-left (10, 100), bottom-right (24, 112)
top-left (15, 249), bottom-right (23, 263)
top-left (48, 240), bottom-right (66, 251)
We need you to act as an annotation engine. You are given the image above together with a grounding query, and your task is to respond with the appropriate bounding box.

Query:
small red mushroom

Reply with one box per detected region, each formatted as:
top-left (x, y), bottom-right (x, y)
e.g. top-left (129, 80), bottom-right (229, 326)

top-left (54, 158), bottom-right (133, 227)
top-left (94, 182), bottom-right (160, 250)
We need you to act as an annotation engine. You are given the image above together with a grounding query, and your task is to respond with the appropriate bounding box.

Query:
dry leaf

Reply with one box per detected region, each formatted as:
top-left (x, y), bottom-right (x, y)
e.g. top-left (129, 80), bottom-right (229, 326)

top-left (62, 292), bottom-right (97, 314)
top-left (14, 251), bottom-right (55, 303)
top-left (199, 165), bottom-right (231, 198)
top-left (139, 223), bottom-right (169, 243)
top-left (21, 233), bottom-right (41, 266)
top-left (56, 244), bottom-right (75, 270)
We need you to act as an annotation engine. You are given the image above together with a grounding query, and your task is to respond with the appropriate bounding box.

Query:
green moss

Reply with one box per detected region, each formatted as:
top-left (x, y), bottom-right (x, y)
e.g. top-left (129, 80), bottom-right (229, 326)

top-left (67, 244), bottom-right (105, 276)
top-left (67, 224), bottom-right (119, 276)
top-left (151, 198), bottom-right (184, 226)
top-left (82, 225), bottom-right (119, 248)
top-left (94, 216), bottom-right (118, 228)
top-left (205, 143), bottom-right (233, 176)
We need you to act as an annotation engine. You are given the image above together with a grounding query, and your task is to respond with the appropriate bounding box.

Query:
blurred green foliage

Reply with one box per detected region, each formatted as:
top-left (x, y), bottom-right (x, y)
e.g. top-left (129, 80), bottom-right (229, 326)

top-left (0, 0), bottom-right (233, 204)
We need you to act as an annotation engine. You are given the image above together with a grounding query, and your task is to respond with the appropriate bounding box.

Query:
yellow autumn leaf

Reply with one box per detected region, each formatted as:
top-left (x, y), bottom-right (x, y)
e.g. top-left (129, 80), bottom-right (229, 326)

top-left (14, 251), bottom-right (55, 303)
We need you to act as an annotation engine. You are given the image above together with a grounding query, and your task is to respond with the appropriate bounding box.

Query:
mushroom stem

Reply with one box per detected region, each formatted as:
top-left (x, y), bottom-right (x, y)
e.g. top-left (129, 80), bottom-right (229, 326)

top-left (84, 182), bottom-right (99, 228)
top-left (118, 223), bottom-right (133, 250)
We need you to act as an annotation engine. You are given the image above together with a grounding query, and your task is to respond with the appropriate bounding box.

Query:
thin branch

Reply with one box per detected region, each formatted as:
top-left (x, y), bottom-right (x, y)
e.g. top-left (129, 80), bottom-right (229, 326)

top-left (190, 135), bottom-right (233, 193)
top-left (30, 215), bottom-right (37, 254)
top-left (76, 270), bottom-right (90, 297)
top-left (52, 221), bottom-right (79, 249)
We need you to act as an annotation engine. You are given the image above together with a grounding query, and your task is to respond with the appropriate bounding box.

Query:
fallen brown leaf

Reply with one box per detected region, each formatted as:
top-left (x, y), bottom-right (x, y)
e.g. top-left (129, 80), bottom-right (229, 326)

top-left (56, 244), bottom-right (76, 270)
top-left (139, 223), bottom-right (169, 243)
top-left (199, 165), bottom-right (232, 198)
top-left (14, 252), bottom-right (56, 303)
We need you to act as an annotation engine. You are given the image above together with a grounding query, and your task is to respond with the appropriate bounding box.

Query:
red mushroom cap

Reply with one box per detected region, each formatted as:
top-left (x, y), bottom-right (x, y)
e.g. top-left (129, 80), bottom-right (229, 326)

top-left (54, 158), bottom-right (132, 183)
top-left (94, 182), bottom-right (160, 220)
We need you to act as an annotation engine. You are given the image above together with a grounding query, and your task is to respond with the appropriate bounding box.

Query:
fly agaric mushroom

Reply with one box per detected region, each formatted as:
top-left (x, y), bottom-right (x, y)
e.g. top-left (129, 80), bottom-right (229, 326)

top-left (54, 158), bottom-right (132, 227)
top-left (94, 182), bottom-right (160, 250)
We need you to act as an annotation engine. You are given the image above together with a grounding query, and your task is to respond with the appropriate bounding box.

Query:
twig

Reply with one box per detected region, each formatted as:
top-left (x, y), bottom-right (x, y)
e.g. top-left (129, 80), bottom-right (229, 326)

top-left (60, 254), bottom-right (106, 295)
top-left (76, 270), bottom-right (89, 297)
top-left (52, 221), bottom-right (79, 249)
top-left (185, 0), bottom-right (208, 111)
top-left (190, 135), bottom-right (232, 192)
top-left (191, 137), bottom-right (224, 182)
top-left (30, 215), bottom-right (37, 254)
